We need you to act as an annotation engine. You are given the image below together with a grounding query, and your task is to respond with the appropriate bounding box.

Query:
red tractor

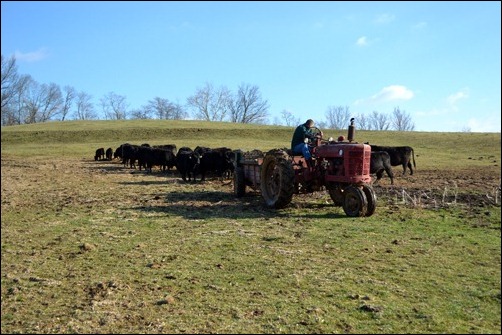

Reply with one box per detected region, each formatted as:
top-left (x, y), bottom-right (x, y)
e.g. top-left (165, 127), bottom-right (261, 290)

top-left (233, 118), bottom-right (377, 217)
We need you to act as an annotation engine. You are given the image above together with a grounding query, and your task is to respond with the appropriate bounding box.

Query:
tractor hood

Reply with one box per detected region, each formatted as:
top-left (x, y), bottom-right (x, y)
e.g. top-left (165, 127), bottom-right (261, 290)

top-left (315, 142), bottom-right (369, 158)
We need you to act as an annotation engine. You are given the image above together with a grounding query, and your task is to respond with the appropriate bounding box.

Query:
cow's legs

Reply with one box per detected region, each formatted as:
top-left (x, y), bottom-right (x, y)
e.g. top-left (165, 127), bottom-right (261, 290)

top-left (375, 170), bottom-right (383, 183)
top-left (385, 167), bottom-right (394, 184)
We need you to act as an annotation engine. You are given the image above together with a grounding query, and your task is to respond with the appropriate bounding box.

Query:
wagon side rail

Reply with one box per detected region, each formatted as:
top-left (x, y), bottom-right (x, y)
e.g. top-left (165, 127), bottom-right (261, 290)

top-left (234, 150), bottom-right (264, 192)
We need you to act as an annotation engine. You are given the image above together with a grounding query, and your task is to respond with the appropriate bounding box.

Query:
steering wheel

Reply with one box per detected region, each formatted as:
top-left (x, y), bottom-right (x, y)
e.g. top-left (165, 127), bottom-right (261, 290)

top-left (306, 127), bottom-right (323, 151)
top-left (311, 127), bottom-right (322, 139)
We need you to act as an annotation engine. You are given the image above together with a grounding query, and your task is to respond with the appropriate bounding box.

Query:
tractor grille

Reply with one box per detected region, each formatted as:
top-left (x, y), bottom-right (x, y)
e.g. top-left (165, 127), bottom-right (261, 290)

top-left (347, 147), bottom-right (371, 177)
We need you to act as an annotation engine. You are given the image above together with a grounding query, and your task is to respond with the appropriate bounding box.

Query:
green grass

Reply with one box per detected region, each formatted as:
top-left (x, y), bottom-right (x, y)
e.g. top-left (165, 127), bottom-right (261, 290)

top-left (2, 119), bottom-right (500, 169)
top-left (1, 120), bottom-right (501, 334)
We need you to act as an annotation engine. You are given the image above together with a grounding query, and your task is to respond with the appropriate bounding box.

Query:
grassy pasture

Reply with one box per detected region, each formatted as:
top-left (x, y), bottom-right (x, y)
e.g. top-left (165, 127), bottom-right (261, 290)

top-left (1, 120), bottom-right (501, 334)
top-left (2, 119), bottom-right (499, 169)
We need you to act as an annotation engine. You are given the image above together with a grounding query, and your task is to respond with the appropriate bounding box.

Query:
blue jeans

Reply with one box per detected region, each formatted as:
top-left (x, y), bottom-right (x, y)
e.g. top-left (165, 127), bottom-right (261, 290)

top-left (293, 143), bottom-right (311, 159)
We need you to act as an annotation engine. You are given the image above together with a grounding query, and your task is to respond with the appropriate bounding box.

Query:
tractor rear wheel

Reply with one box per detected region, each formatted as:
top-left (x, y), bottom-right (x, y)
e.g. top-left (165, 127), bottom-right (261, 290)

top-left (343, 185), bottom-right (368, 217)
top-left (361, 184), bottom-right (377, 216)
top-left (234, 166), bottom-right (246, 197)
top-left (260, 154), bottom-right (295, 208)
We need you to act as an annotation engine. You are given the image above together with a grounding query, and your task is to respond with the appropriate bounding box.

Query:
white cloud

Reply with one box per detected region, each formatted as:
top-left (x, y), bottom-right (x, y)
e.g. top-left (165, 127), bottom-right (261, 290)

top-left (14, 48), bottom-right (49, 62)
top-left (414, 107), bottom-right (445, 117)
top-left (311, 20), bottom-right (325, 30)
top-left (446, 89), bottom-right (469, 105)
top-left (356, 36), bottom-right (368, 46)
top-left (466, 114), bottom-right (501, 132)
top-left (412, 21), bottom-right (428, 30)
top-left (167, 21), bottom-right (195, 32)
top-left (416, 89), bottom-right (469, 116)
top-left (374, 13), bottom-right (395, 24)
top-left (413, 89), bottom-right (499, 132)
top-left (355, 85), bottom-right (414, 105)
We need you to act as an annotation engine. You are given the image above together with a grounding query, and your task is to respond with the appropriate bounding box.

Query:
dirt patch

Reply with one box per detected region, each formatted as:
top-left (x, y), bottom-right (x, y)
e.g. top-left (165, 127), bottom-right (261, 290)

top-left (1, 155), bottom-right (501, 215)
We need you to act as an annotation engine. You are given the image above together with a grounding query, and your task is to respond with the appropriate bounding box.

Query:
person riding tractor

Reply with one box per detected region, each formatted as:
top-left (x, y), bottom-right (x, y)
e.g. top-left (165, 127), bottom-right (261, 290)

top-left (290, 119), bottom-right (323, 167)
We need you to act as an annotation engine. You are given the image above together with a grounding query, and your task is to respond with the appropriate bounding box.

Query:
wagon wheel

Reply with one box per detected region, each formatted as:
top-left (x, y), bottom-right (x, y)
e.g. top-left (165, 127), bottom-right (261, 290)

top-left (260, 154), bottom-right (295, 209)
top-left (361, 183), bottom-right (377, 217)
top-left (265, 148), bottom-right (290, 160)
top-left (234, 166), bottom-right (246, 197)
top-left (343, 185), bottom-right (368, 217)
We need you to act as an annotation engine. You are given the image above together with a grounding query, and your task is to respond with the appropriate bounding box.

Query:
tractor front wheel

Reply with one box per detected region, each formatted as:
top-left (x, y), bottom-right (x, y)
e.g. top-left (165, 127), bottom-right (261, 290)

top-left (343, 185), bottom-right (368, 217)
top-left (361, 184), bottom-right (377, 217)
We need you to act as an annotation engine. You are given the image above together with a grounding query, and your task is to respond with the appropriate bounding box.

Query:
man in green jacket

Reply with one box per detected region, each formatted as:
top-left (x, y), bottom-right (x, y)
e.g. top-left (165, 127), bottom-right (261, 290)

top-left (291, 119), bottom-right (322, 165)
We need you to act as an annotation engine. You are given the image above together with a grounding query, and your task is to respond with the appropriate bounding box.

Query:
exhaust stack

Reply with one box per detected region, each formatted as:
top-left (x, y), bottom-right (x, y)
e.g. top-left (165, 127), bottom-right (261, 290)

top-left (347, 118), bottom-right (355, 142)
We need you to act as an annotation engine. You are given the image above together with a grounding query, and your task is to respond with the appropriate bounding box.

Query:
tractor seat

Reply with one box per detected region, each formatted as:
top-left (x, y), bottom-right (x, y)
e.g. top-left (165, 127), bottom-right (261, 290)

top-left (288, 149), bottom-right (313, 159)
top-left (288, 149), bottom-right (306, 158)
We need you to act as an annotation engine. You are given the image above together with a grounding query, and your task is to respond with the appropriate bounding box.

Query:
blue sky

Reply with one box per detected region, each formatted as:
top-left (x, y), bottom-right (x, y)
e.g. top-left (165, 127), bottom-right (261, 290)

top-left (2, 1), bottom-right (500, 132)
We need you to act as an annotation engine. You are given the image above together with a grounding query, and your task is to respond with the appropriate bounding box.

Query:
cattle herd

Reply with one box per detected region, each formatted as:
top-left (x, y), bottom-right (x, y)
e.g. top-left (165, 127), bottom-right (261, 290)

top-left (94, 143), bottom-right (236, 182)
top-left (93, 142), bottom-right (416, 185)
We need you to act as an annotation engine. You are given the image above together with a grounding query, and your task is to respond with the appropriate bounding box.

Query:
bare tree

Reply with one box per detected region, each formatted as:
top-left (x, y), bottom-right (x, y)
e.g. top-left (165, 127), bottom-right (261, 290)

top-left (23, 81), bottom-right (62, 123)
top-left (229, 83), bottom-right (269, 124)
top-left (317, 120), bottom-right (328, 130)
top-left (101, 92), bottom-right (128, 120)
top-left (280, 109), bottom-right (300, 127)
top-left (74, 91), bottom-right (96, 120)
top-left (391, 106), bottom-right (415, 131)
top-left (143, 97), bottom-right (187, 120)
top-left (1, 54), bottom-right (19, 112)
top-left (145, 97), bottom-right (168, 119)
top-left (60, 85), bottom-right (76, 121)
top-left (325, 105), bottom-right (350, 130)
top-left (1, 74), bottom-right (32, 125)
top-left (129, 108), bottom-right (151, 120)
top-left (38, 83), bottom-right (63, 122)
top-left (23, 81), bottom-right (42, 124)
top-left (369, 111), bottom-right (391, 130)
top-left (2, 56), bottom-right (62, 125)
top-left (187, 83), bottom-right (231, 121)
top-left (187, 84), bottom-right (210, 121)
top-left (1, 55), bottom-right (25, 125)
top-left (355, 113), bottom-right (371, 130)
top-left (170, 100), bottom-right (188, 120)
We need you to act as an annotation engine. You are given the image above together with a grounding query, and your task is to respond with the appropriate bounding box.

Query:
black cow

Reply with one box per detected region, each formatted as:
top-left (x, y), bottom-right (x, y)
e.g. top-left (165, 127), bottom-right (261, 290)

top-left (176, 148), bottom-right (199, 182)
top-left (370, 151), bottom-right (394, 185)
top-left (151, 147), bottom-right (176, 172)
top-left (113, 145), bottom-right (123, 160)
top-left (94, 147), bottom-right (105, 161)
top-left (105, 147), bottom-right (113, 161)
top-left (211, 147), bottom-right (235, 179)
top-left (118, 143), bottom-right (140, 168)
top-left (136, 146), bottom-right (153, 171)
top-left (153, 144), bottom-right (177, 170)
top-left (370, 145), bottom-right (416, 175)
top-left (136, 146), bottom-right (176, 173)
top-left (195, 148), bottom-right (235, 182)
top-left (194, 146), bottom-right (211, 156)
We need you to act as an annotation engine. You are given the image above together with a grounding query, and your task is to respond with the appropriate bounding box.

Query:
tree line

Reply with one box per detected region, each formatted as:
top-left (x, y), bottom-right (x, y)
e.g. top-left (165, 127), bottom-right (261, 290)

top-left (1, 54), bottom-right (414, 130)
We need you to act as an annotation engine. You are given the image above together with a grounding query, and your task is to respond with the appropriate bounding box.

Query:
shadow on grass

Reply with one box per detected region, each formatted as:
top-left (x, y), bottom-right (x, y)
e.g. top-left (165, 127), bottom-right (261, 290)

top-left (129, 190), bottom-right (348, 220)
top-left (84, 159), bottom-right (350, 220)
top-left (83, 159), bottom-right (179, 176)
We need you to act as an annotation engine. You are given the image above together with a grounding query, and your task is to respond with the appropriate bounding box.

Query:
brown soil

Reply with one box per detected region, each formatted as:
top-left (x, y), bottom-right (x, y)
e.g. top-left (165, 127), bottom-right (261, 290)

top-left (1, 155), bottom-right (501, 215)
